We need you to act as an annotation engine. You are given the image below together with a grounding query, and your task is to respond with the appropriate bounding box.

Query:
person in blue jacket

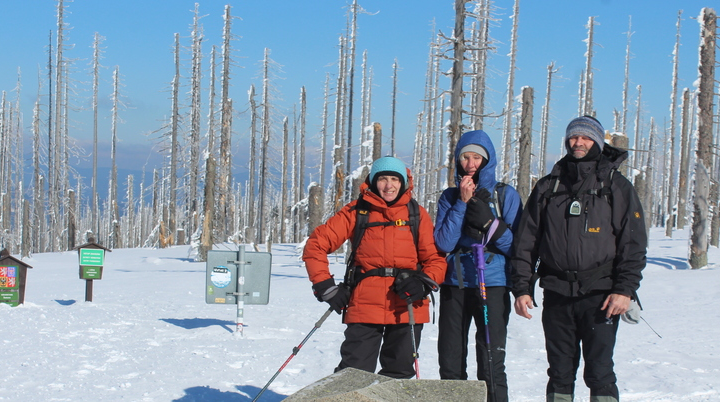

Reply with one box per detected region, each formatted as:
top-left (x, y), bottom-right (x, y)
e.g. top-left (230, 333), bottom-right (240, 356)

top-left (434, 130), bottom-right (523, 402)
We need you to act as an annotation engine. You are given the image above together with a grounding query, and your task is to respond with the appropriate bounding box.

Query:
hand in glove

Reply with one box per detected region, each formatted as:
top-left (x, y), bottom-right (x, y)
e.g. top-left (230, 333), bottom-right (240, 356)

top-left (465, 188), bottom-right (495, 232)
top-left (393, 271), bottom-right (437, 303)
top-left (312, 278), bottom-right (351, 314)
top-left (464, 188), bottom-right (508, 242)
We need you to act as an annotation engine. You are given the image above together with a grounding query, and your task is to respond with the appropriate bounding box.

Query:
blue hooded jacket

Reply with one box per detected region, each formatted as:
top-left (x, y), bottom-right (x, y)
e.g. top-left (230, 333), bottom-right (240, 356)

top-left (433, 130), bottom-right (523, 288)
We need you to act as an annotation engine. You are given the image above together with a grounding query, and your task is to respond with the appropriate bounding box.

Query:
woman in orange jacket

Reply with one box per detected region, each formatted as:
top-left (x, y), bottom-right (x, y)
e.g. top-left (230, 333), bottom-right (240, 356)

top-left (303, 156), bottom-right (446, 379)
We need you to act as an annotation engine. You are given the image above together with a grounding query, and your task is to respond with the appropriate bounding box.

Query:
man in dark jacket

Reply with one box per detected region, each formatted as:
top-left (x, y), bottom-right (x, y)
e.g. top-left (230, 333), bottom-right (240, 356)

top-left (511, 116), bottom-right (647, 402)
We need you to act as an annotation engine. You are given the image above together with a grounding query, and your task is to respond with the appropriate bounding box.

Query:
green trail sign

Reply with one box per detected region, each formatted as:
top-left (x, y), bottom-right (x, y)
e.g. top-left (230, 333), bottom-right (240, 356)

top-left (81, 266), bottom-right (102, 280)
top-left (79, 248), bottom-right (105, 266)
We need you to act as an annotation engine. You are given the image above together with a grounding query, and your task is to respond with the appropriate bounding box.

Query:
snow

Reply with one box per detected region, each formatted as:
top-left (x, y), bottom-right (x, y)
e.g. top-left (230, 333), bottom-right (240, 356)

top-left (2, 228), bottom-right (719, 401)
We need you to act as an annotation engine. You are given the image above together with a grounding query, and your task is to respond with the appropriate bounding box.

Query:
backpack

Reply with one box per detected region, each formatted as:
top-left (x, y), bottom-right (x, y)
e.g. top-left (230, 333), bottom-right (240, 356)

top-left (343, 195), bottom-right (420, 288)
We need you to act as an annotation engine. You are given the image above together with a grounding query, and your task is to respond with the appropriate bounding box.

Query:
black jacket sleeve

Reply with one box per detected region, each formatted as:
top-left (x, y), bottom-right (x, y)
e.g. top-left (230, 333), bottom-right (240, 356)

top-left (510, 178), bottom-right (548, 298)
top-left (609, 173), bottom-right (647, 297)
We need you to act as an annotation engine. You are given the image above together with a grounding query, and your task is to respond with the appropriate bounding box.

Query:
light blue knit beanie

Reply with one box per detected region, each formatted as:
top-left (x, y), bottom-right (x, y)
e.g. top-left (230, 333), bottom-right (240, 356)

top-left (369, 156), bottom-right (407, 187)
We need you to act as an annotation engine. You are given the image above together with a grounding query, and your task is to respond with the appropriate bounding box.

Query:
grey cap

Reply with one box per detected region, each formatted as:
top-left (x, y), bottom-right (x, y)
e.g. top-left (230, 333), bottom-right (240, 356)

top-left (565, 116), bottom-right (605, 152)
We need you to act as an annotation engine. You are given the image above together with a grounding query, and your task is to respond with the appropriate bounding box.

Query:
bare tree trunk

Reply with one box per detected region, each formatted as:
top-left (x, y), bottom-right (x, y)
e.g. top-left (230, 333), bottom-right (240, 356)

top-left (32, 95), bottom-right (42, 253)
top-left (345, 0), bottom-right (359, 185)
top-left (307, 183), bottom-right (323, 235)
top-left (582, 17), bottom-right (597, 116)
top-left (299, 87), bottom-right (307, 200)
top-left (280, 117), bottom-right (289, 242)
top-left (539, 63), bottom-right (558, 176)
top-left (21, 199), bottom-right (30, 258)
top-left (448, 0), bottom-right (469, 187)
top-left (632, 85), bottom-right (643, 184)
top-left (67, 189), bottom-right (75, 250)
top-left (257, 49), bottom-right (271, 242)
top-left (188, 5), bottom-right (203, 239)
top-left (126, 175), bottom-right (135, 247)
top-left (665, 11), bottom-right (682, 238)
top-left (332, 36), bottom-right (347, 212)
top-left (677, 89), bottom-right (691, 229)
top-left (643, 119), bottom-right (656, 238)
top-left (621, 16), bottom-right (633, 138)
top-left (198, 157), bottom-right (216, 262)
top-left (500, 0), bottom-right (520, 181)
top-left (517, 86), bottom-right (533, 203)
top-left (246, 85), bottom-right (257, 242)
top-left (219, 5), bottom-right (234, 239)
top-left (390, 59), bottom-right (398, 156)
top-left (110, 66), bottom-right (121, 248)
top-left (690, 8), bottom-right (716, 269)
top-left (320, 74), bottom-right (330, 191)
top-left (91, 32), bottom-right (104, 240)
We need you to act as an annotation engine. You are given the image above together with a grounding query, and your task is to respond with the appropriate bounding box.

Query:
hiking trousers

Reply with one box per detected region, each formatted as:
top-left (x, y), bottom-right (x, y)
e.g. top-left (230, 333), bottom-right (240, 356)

top-left (335, 322), bottom-right (422, 379)
top-left (542, 290), bottom-right (620, 400)
top-left (437, 285), bottom-right (510, 402)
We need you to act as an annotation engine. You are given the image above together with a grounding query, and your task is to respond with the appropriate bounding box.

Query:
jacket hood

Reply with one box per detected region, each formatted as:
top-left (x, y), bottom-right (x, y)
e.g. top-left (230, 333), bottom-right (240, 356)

top-left (454, 130), bottom-right (498, 190)
top-left (553, 143), bottom-right (628, 179)
top-left (361, 167), bottom-right (414, 208)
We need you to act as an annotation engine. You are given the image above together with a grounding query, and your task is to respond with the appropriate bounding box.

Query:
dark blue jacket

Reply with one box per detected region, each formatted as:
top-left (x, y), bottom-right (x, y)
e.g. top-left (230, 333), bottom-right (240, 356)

top-left (434, 130), bottom-right (523, 288)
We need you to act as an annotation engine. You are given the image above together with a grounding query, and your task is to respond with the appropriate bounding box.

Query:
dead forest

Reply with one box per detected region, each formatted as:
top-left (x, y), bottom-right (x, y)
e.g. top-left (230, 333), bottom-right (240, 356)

top-left (0, 1), bottom-right (717, 268)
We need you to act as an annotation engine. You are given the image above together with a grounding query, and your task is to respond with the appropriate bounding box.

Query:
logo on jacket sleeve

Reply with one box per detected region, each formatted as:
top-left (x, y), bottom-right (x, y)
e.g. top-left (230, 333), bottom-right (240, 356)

top-left (588, 227), bottom-right (601, 233)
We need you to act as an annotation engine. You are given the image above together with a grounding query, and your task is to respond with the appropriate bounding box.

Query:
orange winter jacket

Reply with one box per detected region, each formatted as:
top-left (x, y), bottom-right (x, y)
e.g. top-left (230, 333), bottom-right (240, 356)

top-left (303, 172), bottom-right (446, 325)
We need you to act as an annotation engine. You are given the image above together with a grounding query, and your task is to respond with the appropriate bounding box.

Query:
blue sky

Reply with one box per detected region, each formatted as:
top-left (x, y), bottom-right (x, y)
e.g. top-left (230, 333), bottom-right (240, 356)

top-left (0, 0), bottom-right (714, 181)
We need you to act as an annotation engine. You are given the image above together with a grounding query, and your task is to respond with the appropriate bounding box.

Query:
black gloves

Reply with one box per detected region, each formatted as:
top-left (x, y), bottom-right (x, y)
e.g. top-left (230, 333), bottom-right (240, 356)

top-left (312, 278), bottom-right (351, 314)
top-left (464, 188), bottom-right (508, 242)
top-left (393, 271), bottom-right (438, 303)
top-left (465, 188), bottom-right (495, 231)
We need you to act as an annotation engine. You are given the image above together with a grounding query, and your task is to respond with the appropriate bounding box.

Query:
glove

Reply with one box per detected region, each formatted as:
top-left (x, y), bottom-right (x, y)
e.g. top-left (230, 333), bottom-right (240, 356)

top-left (463, 220), bottom-right (509, 243)
top-left (465, 191), bottom-right (495, 232)
top-left (312, 278), bottom-right (351, 314)
top-left (621, 299), bottom-right (641, 324)
top-left (393, 271), bottom-right (435, 303)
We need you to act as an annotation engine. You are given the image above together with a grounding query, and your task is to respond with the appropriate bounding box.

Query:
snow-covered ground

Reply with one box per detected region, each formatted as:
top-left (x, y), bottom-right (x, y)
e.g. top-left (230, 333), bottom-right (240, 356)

top-left (1, 227), bottom-right (719, 401)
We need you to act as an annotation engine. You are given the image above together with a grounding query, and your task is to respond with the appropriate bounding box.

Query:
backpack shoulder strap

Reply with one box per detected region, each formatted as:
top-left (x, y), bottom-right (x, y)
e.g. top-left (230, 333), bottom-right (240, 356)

top-left (344, 196), bottom-right (370, 286)
top-left (493, 182), bottom-right (507, 219)
top-left (407, 198), bottom-right (420, 251)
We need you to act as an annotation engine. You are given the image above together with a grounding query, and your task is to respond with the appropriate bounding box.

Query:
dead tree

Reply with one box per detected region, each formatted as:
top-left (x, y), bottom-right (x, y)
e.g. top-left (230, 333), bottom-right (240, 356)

top-left (447, 0), bottom-right (470, 187)
top-left (677, 88), bottom-right (692, 229)
top-left (517, 86), bottom-right (533, 203)
top-left (690, 8), bottom-right (716, 269)
top-left (666, 11), bottom-right (682, 237)
top-left (501, 0), bottom-right (520, 181)
top-left (621, 17), bottom-right (633, 138)
top-left (219, 5), bottom-right (235, 239)
top-left (539, 63), bottom-right (558, 176)
top-left (581, 16), bottom-right (597, 116)
top-left (198, 157), bottom-right (216, 262)
top-left (187, 5), bottom-right (204, 239)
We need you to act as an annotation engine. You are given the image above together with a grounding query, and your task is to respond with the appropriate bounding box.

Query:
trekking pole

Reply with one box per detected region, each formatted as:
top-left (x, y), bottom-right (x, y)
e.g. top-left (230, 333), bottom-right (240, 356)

top-left (473, 221), bottom-right (499, 402)
top-left (252, 307), bottom-right (334, 402)
top-left (407, 300), bottom-right (420, 379)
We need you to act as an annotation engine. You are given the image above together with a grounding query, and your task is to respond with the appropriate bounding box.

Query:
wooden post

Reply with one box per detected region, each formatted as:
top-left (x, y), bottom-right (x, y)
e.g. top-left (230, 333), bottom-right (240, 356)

top-left (85, 280), bottom-right (93, 302)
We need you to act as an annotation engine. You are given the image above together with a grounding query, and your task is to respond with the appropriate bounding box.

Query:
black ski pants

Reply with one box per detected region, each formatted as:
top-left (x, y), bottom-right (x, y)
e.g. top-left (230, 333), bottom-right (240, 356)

top-left (542, 290), bottom-right (620, 399)
top-left (335, 322), bottom-right (422, 379)
top-left (437, 285), bottom-right (510, 402)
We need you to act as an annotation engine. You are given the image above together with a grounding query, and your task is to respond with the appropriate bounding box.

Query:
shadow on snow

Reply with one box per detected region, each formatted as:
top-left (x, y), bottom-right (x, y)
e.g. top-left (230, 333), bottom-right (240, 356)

top-left (160, 317), bottom-right (237, 333)
top-left (172, 385), bottom-right (287, 401)
top-left (647, 256), bottom-right (690, 270)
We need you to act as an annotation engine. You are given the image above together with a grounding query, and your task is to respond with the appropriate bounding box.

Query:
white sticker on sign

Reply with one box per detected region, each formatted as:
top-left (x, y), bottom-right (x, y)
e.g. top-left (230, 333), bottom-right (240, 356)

top-left (211, 266), bottom-right (232, 288)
